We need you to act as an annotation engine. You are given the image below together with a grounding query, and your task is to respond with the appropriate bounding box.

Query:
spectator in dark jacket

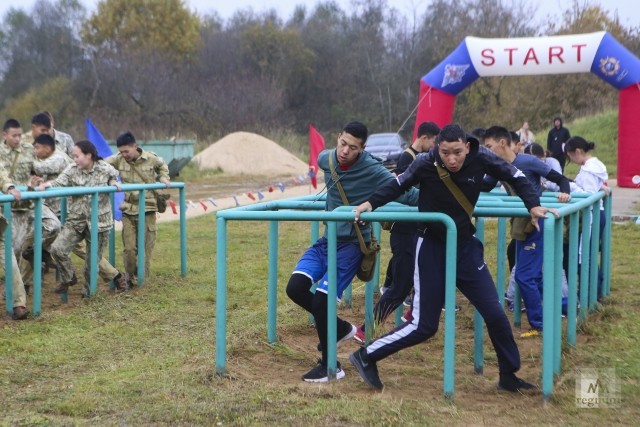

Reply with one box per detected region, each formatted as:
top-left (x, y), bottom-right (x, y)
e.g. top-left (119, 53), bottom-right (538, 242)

top-left (546, 116), bottom-right (571, 172)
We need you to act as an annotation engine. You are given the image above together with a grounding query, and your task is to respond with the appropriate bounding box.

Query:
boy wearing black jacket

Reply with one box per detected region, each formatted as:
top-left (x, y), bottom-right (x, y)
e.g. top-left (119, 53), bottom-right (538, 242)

top-left (349, 124), bottom-right (558, 392)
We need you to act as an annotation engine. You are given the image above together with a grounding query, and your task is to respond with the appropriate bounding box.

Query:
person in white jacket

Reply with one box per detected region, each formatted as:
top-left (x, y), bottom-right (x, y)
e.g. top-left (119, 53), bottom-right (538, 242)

top-left (564, 136), bottom-right (609, 301)
top-left (564, 137), bottom-right (609, 201)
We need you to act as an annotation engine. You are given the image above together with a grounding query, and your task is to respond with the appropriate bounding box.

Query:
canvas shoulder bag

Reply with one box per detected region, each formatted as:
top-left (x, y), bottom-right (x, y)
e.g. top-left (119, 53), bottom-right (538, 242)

top-left (328, 152), bottom-right (380, 282)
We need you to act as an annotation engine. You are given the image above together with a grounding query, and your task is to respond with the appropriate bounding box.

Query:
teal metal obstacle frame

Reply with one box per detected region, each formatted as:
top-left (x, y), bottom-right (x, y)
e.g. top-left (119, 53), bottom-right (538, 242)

top-left (2, 182), bottom-right (188, 316)
top-left (215, 189), bottom-right (611, 401)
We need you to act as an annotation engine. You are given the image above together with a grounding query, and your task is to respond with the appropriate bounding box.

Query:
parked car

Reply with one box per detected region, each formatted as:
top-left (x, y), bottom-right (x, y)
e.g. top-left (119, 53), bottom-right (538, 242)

top-left (364, 133), bottom-right (408, 169)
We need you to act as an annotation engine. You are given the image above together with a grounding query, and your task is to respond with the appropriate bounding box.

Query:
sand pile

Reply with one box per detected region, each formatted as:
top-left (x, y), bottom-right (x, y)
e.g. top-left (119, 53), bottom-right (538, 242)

top-left (192, 132), bottom-right (308, 177)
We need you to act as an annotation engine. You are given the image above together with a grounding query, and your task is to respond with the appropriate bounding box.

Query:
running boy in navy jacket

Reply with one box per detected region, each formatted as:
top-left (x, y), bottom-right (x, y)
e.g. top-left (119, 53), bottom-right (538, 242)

top-left (350, 124), bottom-right (557, 392)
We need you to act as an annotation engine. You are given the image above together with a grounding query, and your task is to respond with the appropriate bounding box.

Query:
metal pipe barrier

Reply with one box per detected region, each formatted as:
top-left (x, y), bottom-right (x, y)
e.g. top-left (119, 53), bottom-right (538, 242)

top-left (216, 205), bottom-right (458, 397)
top-left (2, 182), bottom-right (187, 316)
top-left (215, 188), bottom-right (611, 401)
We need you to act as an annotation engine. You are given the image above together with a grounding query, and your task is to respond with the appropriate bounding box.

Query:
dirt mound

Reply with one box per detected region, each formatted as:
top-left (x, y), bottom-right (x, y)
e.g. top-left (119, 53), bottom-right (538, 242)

top-left (192, 131), bottom-right (308, 177)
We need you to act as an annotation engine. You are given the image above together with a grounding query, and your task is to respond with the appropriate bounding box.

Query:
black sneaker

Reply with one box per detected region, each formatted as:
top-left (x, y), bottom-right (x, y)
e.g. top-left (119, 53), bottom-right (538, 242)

top-left (302, 361), bottom-right (345, 383)
top-left (317, 323), bottom-right (357, 352)
top-left (497, 373), bottom-right (537, 392)
top-left (349, 348), bottom-right (384, 390)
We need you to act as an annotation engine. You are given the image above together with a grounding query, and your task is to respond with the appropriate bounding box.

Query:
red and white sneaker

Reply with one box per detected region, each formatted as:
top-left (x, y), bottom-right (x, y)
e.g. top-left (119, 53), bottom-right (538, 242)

top-left (353, 325), bottom-right (366, 344)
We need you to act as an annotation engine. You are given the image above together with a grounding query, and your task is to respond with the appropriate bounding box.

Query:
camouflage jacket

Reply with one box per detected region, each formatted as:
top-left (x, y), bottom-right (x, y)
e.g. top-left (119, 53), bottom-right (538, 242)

top-left (105, 149), bottom-right (170, 215)
top-left (0, 141), bottom-right (34, 211)
top-left (32, 149), bottom-right (73, 215)
top-left (0, 164), bottom-right (17, 220)
top-left (49, 160), bottom-right (119, 232)
top-left (52, 129), bottom-right (75, 157)
top-left (21, 128), bottom-right (74, 157)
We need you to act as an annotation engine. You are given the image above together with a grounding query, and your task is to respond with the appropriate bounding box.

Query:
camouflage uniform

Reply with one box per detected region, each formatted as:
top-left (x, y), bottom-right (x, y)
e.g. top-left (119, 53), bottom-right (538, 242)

top-left (106, 149), bottom-right (170, 285)
top-left (32, 148), bottom-right (73, 216)
top-left (21, 128), bottom-right (74, 157)
top-left (0, 141), bottom-right (61, 254)
top-left (32, 149), bottom-right (119, 284)
top-left (0, 165), bottom-right (27, 309)
top-left (52, 129), bottom-right (75, 158)
top-left (48, 160), bottom-right (119, 292)
top-left (0, 141), bottom-right (61, 291)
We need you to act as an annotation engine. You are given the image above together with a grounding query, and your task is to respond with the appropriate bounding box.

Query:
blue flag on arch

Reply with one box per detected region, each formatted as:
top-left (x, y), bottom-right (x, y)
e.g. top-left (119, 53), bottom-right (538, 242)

top-left (85, 117), bottom-right (124, 221)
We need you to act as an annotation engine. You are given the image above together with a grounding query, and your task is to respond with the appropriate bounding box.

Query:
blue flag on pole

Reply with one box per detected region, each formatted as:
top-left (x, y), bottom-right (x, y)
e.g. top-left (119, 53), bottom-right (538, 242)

top-left (85, 117), bottom-right (124, 221)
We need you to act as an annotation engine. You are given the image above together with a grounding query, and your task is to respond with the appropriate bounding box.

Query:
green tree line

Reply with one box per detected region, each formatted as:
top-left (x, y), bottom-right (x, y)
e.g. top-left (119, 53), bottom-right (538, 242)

top-left (0, 0), bottom-right (638, 143)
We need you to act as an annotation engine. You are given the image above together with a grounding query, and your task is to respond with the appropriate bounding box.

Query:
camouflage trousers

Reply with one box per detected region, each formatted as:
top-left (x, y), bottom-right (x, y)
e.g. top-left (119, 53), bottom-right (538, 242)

top-left (12, 207), bottom-right (61, 253)
top-left (16, 207), bottom-right (61, 287)
top-left (0, 218), bottom-right (26, 308)
top-left (72, 239), bottom-right (119, 282)
top-left (122, 213), bottom-right (157, 285)
top-left (50, 221), bottom-right (111, 289)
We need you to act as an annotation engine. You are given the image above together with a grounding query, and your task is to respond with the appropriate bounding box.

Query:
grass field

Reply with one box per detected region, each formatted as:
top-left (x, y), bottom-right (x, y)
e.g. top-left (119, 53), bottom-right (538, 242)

top-left (1, 214), bottom-right (639, 425)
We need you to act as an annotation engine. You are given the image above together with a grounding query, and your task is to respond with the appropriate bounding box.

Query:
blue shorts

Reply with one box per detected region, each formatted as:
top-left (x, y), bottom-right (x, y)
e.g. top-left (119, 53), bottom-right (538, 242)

top-left (293, 236), bottom-right (362, 300)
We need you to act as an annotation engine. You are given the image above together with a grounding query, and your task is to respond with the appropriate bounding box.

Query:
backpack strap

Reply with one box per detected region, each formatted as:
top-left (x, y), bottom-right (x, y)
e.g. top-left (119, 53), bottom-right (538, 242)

top-left (9, 150), bottom-right (19, 178)
top-left (435, 164), bottom-right (474, 221)
top-left (404, 147), bottom-right (417, 160)
top-left (127, 159), bottom-right (159, 198)
top-left (328, 151), bottom-right (371, 253)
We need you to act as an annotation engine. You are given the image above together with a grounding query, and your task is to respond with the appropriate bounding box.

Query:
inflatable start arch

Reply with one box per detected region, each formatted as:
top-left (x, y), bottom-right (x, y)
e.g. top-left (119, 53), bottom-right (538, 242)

top-left (415, 31), bottom-right (640, 187)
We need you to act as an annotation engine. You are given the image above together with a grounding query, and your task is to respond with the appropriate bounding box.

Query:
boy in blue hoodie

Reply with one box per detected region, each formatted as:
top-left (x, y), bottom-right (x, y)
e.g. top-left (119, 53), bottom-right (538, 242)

top-left (286, 121), bottom-right (418, 383)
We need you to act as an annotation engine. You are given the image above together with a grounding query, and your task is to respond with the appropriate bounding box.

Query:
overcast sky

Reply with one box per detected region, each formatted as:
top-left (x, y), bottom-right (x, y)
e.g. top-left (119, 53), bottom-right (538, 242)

top-left (1, 0), bottom-right (638, 33)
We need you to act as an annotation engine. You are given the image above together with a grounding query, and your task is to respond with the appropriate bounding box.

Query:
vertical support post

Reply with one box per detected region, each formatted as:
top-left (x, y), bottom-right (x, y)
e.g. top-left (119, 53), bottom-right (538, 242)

top-left (589, 207), bottom-right (601, 308)
top-left (513, 237), bottom-right (522, 328)
top-left (601, 193), bottom-right (612, 296)
top-left (473, 217), bottom-right (485, 375)
top-left (363, 223), bottom-right (381, 342)
top-left (180, 186), bottom-right (187, 277)
top-left (496, 217), bottom-right (507, 306)
top-left (137, 189), bottom-right (146, 286)
top-left (3, 204), bottom-right (13, 315)
top-left (567, 211), bottom-right (579, 346)
top-left (109, 192), bottom-right (116, 290)
top-left (267, 220), bottom-right (279, 344)
top-left (89, 193), bottom-right (99, 296)
top-left (60, 197), bottom-right (67, 224)
top-left (579, 207), bottom-right (591, 320)
top-left (308, 221), bottom-right (319, 325)
top-left (326, 221), bottom-right (338, 380)
top-left (215, 216), bottom-right (228, 375)
top-left (443, 221), bottom-right (457, 400)
top-left (541, 214), bottom-right (555, 401)
top-left (32, 199), bottom-right (43, 317)
top-left (58, 197), bottom-right (67, 290)
top-left (553, 217), bottom-right (563, 375)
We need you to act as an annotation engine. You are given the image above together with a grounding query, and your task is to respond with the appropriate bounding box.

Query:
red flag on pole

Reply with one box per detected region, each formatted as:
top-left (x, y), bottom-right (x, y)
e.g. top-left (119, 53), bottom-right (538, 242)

top-left (309, 124), bottom-right (325, 189)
